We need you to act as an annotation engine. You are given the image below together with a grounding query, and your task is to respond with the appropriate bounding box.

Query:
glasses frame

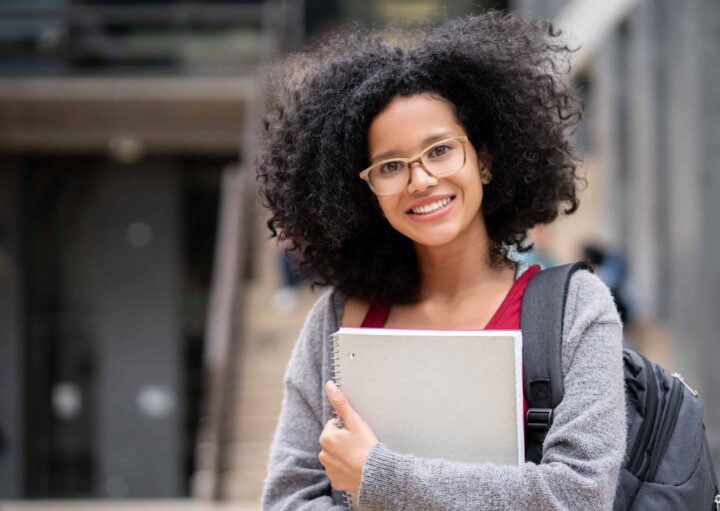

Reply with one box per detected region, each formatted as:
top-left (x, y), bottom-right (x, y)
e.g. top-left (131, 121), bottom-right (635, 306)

top-left (359, 136), bottom-right (469, 197)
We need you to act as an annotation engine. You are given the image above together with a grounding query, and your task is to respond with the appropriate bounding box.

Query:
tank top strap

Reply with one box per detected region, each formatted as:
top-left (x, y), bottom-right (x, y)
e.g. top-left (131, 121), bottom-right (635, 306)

top-left (360, 297), bottom-right (391, 328)
top-left (484, 264), bottom-right (541, 330)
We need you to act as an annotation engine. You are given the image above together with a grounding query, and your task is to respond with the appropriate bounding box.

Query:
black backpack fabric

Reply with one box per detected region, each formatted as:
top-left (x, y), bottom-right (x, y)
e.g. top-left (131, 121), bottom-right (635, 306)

top-left (519, 262), bottom-right (720, 510)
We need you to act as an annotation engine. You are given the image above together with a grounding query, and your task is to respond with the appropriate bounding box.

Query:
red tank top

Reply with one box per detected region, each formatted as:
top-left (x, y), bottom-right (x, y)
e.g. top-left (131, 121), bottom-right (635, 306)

top-left (359, 264), bottom-right (542, 432)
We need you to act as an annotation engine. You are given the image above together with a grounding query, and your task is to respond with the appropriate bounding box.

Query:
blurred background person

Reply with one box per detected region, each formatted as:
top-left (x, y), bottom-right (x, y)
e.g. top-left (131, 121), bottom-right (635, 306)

top-left (582, 242), bottom-right (637, 328)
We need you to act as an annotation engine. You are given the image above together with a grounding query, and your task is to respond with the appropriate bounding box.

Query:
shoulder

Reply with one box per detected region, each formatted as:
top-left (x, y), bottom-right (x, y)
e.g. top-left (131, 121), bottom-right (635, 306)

top-left (288, 287), bottom-right (341, 359)
top-left (301, 286), bottom-right (345, 337)
top-left (303, 289), bottom-right (371, 329)
top-left (285, 288), bottom-right (371, 381)
top-left (342, 295), bottom-right (372, 328)
top-left (560, 268), bottom-right (623, 374)
top-left (293, 286), bottom-right (371, 343)
top-left (284, 287), bottom-right (344, 384)
top-left (564, 268), bottom-right (622, 329)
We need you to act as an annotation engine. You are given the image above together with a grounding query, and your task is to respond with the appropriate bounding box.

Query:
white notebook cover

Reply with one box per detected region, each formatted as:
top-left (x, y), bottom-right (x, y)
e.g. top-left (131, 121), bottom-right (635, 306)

top-left (331, 327), bottom-right (524, 510)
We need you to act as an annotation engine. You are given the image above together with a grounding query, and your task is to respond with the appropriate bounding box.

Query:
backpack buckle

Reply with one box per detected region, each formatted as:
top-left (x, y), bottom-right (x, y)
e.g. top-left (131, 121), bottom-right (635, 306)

top-left (526, 408), bottom-right (554, 432)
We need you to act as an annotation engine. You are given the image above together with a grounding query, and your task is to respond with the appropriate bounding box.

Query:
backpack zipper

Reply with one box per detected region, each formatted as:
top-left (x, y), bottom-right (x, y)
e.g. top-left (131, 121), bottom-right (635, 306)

top-left (645, 376), bottom-right (684, 482)
top-left (671, 372), bottom-right (698, 396)
top-left (628, 353), bottom-right (658, 476)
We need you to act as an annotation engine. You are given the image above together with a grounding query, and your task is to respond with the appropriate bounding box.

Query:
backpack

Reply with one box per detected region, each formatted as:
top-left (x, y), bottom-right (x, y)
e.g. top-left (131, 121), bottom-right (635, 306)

top-left (519, 262), bottom-right (720, 510)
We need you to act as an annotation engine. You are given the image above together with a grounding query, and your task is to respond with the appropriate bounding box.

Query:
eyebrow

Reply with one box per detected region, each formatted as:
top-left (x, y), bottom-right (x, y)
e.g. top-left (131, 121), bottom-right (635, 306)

top-left (370, 131), bottom-right (458, 163)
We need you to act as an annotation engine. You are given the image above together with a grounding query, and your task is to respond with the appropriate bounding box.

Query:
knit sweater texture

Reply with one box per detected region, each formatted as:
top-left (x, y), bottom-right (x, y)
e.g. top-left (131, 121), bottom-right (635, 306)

top-left (261, 262), bottom-right (627, 510)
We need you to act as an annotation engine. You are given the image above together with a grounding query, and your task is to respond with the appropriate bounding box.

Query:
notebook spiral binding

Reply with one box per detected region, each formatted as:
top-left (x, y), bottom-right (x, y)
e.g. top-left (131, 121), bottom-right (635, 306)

top-left (331, 332), bottom-right (356, 510)
top-left (330, 332), bottom-right (345, 429)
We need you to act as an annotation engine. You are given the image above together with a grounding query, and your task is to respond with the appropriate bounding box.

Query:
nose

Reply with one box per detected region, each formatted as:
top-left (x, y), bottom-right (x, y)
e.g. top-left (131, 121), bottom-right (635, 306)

top-left (406, 161), bottom-right (439, 194)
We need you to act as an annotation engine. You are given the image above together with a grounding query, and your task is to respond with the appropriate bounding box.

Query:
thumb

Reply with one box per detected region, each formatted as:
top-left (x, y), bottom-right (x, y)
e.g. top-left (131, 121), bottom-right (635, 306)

top-left (326, 380), bottom-right (357, 426)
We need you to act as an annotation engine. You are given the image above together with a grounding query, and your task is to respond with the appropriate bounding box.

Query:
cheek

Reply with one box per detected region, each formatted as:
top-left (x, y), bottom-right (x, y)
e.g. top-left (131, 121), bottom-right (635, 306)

top-left (470, 181), bottom-right (484, 208)
top-left (467, 188), bottom-right (484, 220)
top-left (462, 172), bottom-right (485, 209)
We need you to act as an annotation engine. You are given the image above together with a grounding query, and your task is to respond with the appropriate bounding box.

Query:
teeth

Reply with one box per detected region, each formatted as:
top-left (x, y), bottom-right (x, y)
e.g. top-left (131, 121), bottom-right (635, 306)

top-left (411, 197), bottom-right (453, 215)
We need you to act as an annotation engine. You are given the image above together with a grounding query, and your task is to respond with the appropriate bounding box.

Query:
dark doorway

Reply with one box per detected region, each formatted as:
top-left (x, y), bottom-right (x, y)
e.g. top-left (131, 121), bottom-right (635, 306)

top-left (12, 155), bottom-right (225, 498)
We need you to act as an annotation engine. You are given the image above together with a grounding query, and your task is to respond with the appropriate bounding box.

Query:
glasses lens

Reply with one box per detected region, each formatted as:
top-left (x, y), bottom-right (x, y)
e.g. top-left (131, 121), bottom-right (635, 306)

top-left (421, 138), bottom-right (465, 177)
top-left (367, 160), bottom-right (409, 195)
top-left (365, 138), bottom-right (466, 195)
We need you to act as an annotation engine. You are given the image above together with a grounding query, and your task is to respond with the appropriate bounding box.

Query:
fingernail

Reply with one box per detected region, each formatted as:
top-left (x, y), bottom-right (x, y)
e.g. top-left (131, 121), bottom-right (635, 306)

top-left (327, 380), bottom-right (337, 394)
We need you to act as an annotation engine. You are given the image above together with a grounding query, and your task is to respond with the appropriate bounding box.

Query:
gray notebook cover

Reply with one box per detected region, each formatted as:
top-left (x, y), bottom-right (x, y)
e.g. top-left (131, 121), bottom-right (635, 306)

top-left (331, 327), bottom-right (524, 510)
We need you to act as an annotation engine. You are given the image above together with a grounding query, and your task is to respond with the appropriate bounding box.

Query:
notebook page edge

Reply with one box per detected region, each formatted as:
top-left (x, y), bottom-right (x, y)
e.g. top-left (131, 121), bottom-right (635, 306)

top-left (514, 333), bottom-right (525, 464)
top-left (337, 327), bottom-right (521, 336)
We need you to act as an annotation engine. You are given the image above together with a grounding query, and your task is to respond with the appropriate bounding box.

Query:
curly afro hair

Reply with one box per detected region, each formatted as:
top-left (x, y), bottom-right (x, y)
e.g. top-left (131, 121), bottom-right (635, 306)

top-left (256, 10), bottom-right (584, 304)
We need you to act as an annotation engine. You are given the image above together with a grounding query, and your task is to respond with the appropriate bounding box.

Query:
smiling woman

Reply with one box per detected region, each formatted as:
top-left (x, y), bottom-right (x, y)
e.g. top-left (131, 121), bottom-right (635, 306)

top-left (257, 10), bottom-right (626, 511)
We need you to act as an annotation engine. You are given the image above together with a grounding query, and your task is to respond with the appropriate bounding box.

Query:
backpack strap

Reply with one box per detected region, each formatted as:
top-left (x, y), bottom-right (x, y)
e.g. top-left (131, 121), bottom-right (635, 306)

top-left (520, 261), bottom-right (593, 463)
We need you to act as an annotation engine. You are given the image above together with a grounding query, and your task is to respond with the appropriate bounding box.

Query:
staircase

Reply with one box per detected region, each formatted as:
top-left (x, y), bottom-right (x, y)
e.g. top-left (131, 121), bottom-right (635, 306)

top-left (193, 193), bottom-right (326, 504)
top-left (220, 230), bottom-right (324, 500)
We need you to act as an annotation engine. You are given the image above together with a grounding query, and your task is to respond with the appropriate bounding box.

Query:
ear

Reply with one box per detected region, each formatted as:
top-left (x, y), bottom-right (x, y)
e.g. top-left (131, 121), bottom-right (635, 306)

top-left (478, 144), bottom-right (493, 184)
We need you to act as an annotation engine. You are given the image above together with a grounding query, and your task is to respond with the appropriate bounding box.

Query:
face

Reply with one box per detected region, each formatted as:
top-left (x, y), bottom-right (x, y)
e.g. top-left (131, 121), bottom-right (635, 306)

top-left (366, 93), bottom-right (490, 247)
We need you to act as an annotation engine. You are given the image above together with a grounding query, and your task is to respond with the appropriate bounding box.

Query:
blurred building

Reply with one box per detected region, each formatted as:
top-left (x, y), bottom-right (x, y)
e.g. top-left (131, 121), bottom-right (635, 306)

top-left (0, 0), bottom-right (301, 500)
top-left (513, 0), bottom-right (720, 465)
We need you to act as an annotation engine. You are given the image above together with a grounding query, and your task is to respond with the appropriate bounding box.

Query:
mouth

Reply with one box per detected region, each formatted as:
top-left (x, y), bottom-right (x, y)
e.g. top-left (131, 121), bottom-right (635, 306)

top-left (406, 195), bottom-right (456, 220)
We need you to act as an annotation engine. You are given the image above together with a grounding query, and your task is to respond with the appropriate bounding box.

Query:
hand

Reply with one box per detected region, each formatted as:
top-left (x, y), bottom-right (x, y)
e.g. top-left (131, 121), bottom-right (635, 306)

top-left (319, 380), bottom-right (379, 492)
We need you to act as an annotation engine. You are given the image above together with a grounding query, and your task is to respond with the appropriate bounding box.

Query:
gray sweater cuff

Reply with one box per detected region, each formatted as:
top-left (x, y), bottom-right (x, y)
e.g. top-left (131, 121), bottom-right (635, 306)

top-left (358, 442), bottom-right (412, 510)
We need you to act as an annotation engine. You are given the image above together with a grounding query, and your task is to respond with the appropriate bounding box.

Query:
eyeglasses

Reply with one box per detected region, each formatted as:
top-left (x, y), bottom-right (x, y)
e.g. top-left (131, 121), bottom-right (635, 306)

top-left (359, 136), bottom-right (469, 196)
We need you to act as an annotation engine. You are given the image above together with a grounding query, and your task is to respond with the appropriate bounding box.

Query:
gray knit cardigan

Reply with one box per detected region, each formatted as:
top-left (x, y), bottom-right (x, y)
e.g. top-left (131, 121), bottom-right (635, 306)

top-left (261, 262), bottom-right (627, 510)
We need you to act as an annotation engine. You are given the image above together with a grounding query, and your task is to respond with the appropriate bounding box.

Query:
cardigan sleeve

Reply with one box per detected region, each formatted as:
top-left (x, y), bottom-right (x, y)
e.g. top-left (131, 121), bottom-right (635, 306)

top-left (357, 270), bottom-right (627, 511)
top-left (261, 289), bottom-right (347, 511)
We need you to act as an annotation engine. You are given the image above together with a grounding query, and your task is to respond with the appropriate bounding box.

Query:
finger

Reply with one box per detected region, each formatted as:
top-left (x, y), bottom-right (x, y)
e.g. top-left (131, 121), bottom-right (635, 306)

top-left (321, 418), bottom-right (340, 437)
top-left (325, 380), bottom-right (356, 426)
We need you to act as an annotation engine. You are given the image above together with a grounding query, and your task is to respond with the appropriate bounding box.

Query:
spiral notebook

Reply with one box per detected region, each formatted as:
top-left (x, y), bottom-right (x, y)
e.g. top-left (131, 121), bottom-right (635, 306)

top-left (330, 327), bottom-right (524, 510)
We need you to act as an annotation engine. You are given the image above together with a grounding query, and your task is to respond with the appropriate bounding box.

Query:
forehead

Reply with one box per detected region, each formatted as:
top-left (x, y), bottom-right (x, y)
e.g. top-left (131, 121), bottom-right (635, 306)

top-left (367, 94), bottom-right (463, 155)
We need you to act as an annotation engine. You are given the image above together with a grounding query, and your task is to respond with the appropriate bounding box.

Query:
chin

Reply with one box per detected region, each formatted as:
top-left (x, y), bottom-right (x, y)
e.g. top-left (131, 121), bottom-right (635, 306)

top-left (405, 225), bottom-right (462, 247)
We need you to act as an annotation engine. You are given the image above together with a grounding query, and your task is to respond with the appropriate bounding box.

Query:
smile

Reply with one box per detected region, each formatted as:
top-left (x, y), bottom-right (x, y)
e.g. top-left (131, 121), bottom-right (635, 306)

top-left (406, 195), bottom-right (456, 221)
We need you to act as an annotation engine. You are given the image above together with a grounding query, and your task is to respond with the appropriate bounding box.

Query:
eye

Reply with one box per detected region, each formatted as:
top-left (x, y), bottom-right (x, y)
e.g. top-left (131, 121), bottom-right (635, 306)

top-left (380, 161), bottom-right (404, 174)
top-left (429, 144), bottom-right (452, 158)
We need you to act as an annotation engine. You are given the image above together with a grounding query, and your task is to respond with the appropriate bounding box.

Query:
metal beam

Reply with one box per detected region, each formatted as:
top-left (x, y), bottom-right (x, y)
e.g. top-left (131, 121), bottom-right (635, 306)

top-left (0, 77), bottom-right (252, 101)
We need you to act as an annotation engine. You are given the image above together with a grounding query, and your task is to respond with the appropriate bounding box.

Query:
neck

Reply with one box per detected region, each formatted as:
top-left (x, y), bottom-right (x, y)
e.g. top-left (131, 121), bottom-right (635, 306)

top-left (414, 215), bottom-right (514, 302)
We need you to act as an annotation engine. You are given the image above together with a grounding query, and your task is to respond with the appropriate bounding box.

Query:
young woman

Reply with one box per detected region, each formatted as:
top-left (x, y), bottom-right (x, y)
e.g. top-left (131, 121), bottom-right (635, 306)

top-left (257, 12), bottom-right (626, 510)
